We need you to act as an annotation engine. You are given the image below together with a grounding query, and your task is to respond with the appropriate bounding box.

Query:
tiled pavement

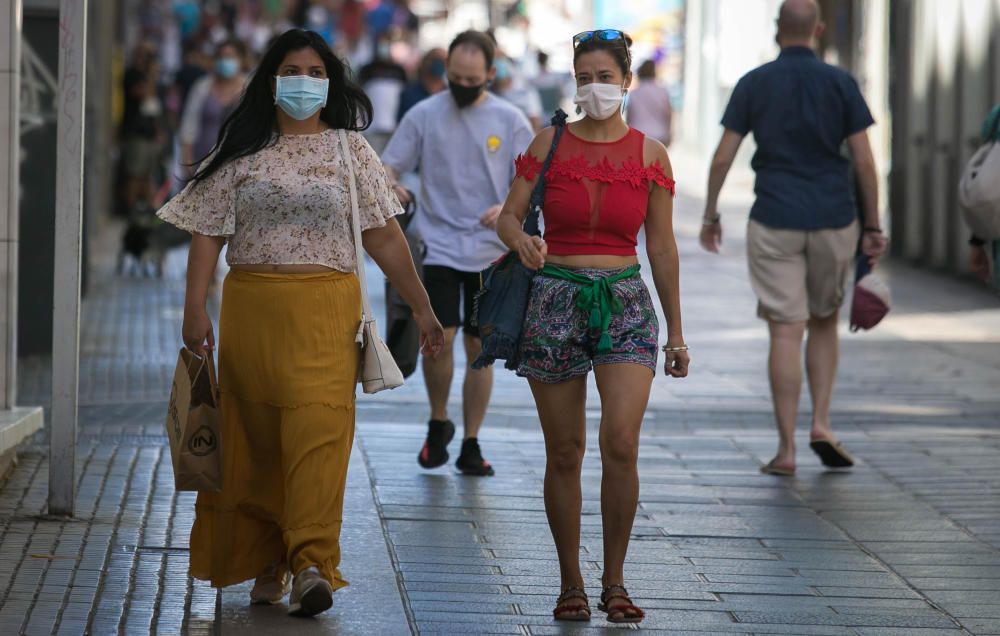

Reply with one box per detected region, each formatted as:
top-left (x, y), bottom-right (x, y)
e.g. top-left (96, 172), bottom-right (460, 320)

top-left (1, 176), bottom-right (1000, 634)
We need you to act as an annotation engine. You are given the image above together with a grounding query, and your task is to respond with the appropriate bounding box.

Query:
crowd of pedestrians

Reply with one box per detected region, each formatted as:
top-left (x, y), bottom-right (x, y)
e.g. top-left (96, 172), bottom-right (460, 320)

top-left (117, 0), bottom-right (435, 267)
top-left (148, 0), bottom-right (999, 627)
top-left (118, 2), bottom-right (568, 234)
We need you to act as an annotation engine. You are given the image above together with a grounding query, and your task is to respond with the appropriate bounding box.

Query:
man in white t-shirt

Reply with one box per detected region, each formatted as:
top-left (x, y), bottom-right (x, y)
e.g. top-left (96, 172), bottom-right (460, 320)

top-left (382, 30), bottom-right (534, 476)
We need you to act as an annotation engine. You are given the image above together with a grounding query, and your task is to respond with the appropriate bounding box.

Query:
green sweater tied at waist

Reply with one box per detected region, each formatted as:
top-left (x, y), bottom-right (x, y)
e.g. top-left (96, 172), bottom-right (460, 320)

top-left (539, 263), bottom-right (641, 353)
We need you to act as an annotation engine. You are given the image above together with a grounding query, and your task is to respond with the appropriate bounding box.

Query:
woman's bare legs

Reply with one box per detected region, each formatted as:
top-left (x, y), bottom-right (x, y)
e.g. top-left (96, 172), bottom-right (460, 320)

top-left (528, 376), bottom-right (588, 616)
top-left (593, 363), bottom-right (653, 620)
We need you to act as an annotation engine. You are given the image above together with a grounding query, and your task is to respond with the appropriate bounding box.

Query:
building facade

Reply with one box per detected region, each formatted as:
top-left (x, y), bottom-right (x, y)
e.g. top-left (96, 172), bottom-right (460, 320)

top-left (889, 0), bottom-right (1000, 274)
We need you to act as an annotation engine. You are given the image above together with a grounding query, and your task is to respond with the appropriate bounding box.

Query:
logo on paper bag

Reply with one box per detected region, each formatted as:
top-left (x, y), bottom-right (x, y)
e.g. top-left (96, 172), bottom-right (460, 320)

top-left (168, 385), bottom-right (181, 440)
top-left (188, 425), bottom-right (218, 457)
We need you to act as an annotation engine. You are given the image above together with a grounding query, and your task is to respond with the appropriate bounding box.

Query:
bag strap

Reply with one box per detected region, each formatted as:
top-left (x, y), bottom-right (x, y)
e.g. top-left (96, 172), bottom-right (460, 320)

top-left (987, 108), bottom-right (1000, 144)
top-left (338, 129), bottom-right (373, 339)
top-left (524, 109), bottom-right (569, 237)
top-left (185, 349), bottom-right (205, 376)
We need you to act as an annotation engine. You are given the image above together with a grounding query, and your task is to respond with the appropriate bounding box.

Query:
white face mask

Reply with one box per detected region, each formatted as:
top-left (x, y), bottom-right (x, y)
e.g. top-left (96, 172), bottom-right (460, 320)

top-left (573, 82), bottom-right (625, 120)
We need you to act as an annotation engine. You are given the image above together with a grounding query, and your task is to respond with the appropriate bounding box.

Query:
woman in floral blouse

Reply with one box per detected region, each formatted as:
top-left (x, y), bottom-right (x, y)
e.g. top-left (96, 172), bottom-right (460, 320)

top-left (158, 29), bottom-right (443, 618)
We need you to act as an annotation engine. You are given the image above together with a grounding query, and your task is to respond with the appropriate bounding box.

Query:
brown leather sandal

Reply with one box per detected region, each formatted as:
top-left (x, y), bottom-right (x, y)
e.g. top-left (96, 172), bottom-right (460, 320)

top-left (598, 584), bottom-right (645, 623)
top-left (553, 586), bottom-right (591, 621)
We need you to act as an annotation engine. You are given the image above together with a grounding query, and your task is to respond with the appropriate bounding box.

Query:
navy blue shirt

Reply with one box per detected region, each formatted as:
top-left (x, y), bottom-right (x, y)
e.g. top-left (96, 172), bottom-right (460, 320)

top-left (721, 47), bottom-right (874, 230)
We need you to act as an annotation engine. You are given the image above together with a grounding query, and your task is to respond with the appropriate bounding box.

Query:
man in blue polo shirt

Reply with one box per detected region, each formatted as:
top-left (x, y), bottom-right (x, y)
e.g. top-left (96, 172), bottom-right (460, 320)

top-left (699, 0), bottom-right (887, 476)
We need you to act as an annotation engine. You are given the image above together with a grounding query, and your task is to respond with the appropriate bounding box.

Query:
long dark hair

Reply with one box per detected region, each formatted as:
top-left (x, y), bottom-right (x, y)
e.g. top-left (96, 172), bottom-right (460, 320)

top-left (191, 29), bottom-right (372, 184)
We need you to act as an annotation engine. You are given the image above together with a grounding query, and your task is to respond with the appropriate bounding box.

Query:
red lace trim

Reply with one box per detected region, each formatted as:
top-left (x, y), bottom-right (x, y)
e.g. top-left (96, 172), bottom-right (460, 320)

top-left (514, 154), bottom-right (544, 182)
top-left (515, 153), bottom-right (676, 195)
top-left (646, 161), bottom-right (677, 196)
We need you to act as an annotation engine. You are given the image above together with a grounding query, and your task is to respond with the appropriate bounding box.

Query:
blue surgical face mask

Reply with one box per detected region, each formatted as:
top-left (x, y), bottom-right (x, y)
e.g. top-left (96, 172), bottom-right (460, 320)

top-left (495, 59), bottom-right (511, 81)
top-left (274, 75), bottom-right (329, 120)
top-left (216, 57), bottom-right (239, 79)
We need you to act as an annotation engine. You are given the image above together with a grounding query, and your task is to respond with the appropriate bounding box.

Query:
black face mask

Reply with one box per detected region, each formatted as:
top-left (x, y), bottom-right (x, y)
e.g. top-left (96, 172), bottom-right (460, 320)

top-left (449, 82), bottom-right (485, 108)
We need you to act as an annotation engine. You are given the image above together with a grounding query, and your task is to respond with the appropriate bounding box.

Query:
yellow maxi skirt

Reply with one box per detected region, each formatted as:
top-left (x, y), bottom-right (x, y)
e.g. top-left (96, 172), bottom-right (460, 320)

top-left (189, 270), bottom-right (361, 590)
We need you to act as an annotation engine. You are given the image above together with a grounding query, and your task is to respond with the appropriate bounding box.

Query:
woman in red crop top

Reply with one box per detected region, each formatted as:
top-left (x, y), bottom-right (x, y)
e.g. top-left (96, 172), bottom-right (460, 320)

top-left (496, 30), bottom-right (688, 624)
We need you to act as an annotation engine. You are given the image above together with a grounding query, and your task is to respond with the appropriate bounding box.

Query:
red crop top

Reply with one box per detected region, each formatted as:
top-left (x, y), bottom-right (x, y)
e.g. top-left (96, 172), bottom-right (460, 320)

top-left (514, 127), bottom-right (675, 256)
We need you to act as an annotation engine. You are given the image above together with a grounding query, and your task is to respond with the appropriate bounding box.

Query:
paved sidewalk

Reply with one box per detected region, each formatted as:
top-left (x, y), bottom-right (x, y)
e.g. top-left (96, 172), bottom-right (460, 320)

top-left (1, 173), bottom-right (999, 634)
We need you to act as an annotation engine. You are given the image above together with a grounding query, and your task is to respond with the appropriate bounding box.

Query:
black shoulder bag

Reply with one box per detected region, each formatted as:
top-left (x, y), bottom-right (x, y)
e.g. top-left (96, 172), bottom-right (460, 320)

top-left (472, 109), bottom-right (568, 370)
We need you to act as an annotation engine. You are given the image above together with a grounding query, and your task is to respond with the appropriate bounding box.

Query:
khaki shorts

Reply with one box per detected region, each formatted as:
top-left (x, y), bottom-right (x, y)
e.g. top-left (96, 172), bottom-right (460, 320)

top-left (746, 219), bottom-right (860, 323)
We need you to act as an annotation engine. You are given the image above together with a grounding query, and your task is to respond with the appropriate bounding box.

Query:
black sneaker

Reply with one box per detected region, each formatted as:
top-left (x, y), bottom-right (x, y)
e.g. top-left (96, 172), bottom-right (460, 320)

top-left (418, 419), bottom-right (455, 469)
top-left (455, 438), bottom-right (495, 476)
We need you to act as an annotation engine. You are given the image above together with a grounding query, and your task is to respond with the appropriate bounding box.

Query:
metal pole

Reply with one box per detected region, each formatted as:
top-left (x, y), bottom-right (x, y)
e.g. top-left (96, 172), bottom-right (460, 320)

top-left (49, 0), bottom-right (87, 517)
top-left (1, 0), bottom-right (22, 412)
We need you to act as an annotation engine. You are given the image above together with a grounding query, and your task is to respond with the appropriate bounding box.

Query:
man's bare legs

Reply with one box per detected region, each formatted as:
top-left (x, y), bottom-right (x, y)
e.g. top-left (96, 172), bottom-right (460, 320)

top-left (767, 313), bottom-right (845, 470)
top-left (461, 334), bottom-right (492, 440)
top-left (422, 329), bottom-right (492, 439)
top-left (422, 327), bottom-right (493, 452)
top-left (423, 328), bottom-right (456, 422)
top-left (767, 320), bottom-right (806, 471)
top-left (805, 312), bottom-right (839, 442)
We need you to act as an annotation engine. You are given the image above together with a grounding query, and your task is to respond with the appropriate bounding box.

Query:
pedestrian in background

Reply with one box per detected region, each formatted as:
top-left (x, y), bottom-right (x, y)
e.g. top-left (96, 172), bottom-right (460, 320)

top-left (497, 28), bottom-right (687, 624)
top-left (533, 50), bottom-right (567, 116)
top-left (172, 38), bottom-right (210, 116)
top-left (968, 103), bottom-right (1000, 286)
top-left (700, 0), bottom-right (887, 476)
top-left (396, 47), bottom-right (447, 123)
top-left (179, 39), bottom-right (247, 178)
top-left (358, 29), bottom-right (408, 154)
top-left (120, 41), bottom-right (167, 215)
top-left (382, 30), bottom-right (534, 477)
top-left (157, 28), bottom-right (443, 618)
top-left (493, 57), bottom-right (544, 132)
top-left (626, 59), bottom-right (673, 148)
top-left (366, 0), bottom-right (420, 45)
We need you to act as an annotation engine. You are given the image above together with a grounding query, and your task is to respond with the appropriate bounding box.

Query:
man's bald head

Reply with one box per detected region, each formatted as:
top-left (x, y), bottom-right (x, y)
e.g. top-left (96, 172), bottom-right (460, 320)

top-left (778, 0), bottom-right (822, 41)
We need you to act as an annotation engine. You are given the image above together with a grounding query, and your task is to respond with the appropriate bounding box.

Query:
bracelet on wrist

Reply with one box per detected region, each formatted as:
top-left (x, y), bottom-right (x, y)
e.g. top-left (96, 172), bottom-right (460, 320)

top-left (661, 344), bottom-right (689, 353)
top-left (702, 215), bottom-right (720, 226)
top-left (863, 226), bottom-right (883, 234)
top-left (970, 236), bottom-right (986, 247)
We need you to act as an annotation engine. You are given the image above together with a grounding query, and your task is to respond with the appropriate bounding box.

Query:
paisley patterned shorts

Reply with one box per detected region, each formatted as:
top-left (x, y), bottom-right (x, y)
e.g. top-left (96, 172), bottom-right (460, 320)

top-left (516, 267), bottom-right (659, 384)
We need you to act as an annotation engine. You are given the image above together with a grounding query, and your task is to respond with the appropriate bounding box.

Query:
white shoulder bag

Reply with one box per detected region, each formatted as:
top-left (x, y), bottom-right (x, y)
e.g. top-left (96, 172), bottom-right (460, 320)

top-left (959, 116), bottom-right (1000, 239)
top-left (338, 129), bottom-right (405, 393)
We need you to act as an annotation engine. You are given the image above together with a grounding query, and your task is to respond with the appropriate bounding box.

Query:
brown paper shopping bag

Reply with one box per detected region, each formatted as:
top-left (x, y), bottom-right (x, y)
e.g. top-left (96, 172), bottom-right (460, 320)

top-left (165, 348), bottom-right (222, 491)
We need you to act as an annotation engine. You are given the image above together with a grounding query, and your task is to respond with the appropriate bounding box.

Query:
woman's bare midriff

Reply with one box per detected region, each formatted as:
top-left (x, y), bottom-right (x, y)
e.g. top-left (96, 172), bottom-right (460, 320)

top-left (545, 254), bottom-right (639, 269)
top-left (229, 264), bottom-right (338, 273)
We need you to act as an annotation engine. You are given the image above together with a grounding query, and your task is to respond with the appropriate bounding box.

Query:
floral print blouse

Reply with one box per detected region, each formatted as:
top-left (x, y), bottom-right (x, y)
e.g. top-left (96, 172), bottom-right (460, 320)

top-left (157, 129), bottom-right (401, 272)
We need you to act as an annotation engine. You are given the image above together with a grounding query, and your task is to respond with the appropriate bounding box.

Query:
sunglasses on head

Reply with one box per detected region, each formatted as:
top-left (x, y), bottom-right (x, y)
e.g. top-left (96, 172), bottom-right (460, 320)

top-left (572, 29), bottom-right (631, 66)
top-left (573, 29), bottom-right (626, 46)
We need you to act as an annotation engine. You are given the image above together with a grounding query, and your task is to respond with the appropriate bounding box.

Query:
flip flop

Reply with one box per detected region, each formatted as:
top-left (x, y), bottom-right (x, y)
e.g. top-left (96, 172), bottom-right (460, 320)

top-left (809, 439), bottom-right (854, 467)
top-left (759, 460), bottom-right (796, 476)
